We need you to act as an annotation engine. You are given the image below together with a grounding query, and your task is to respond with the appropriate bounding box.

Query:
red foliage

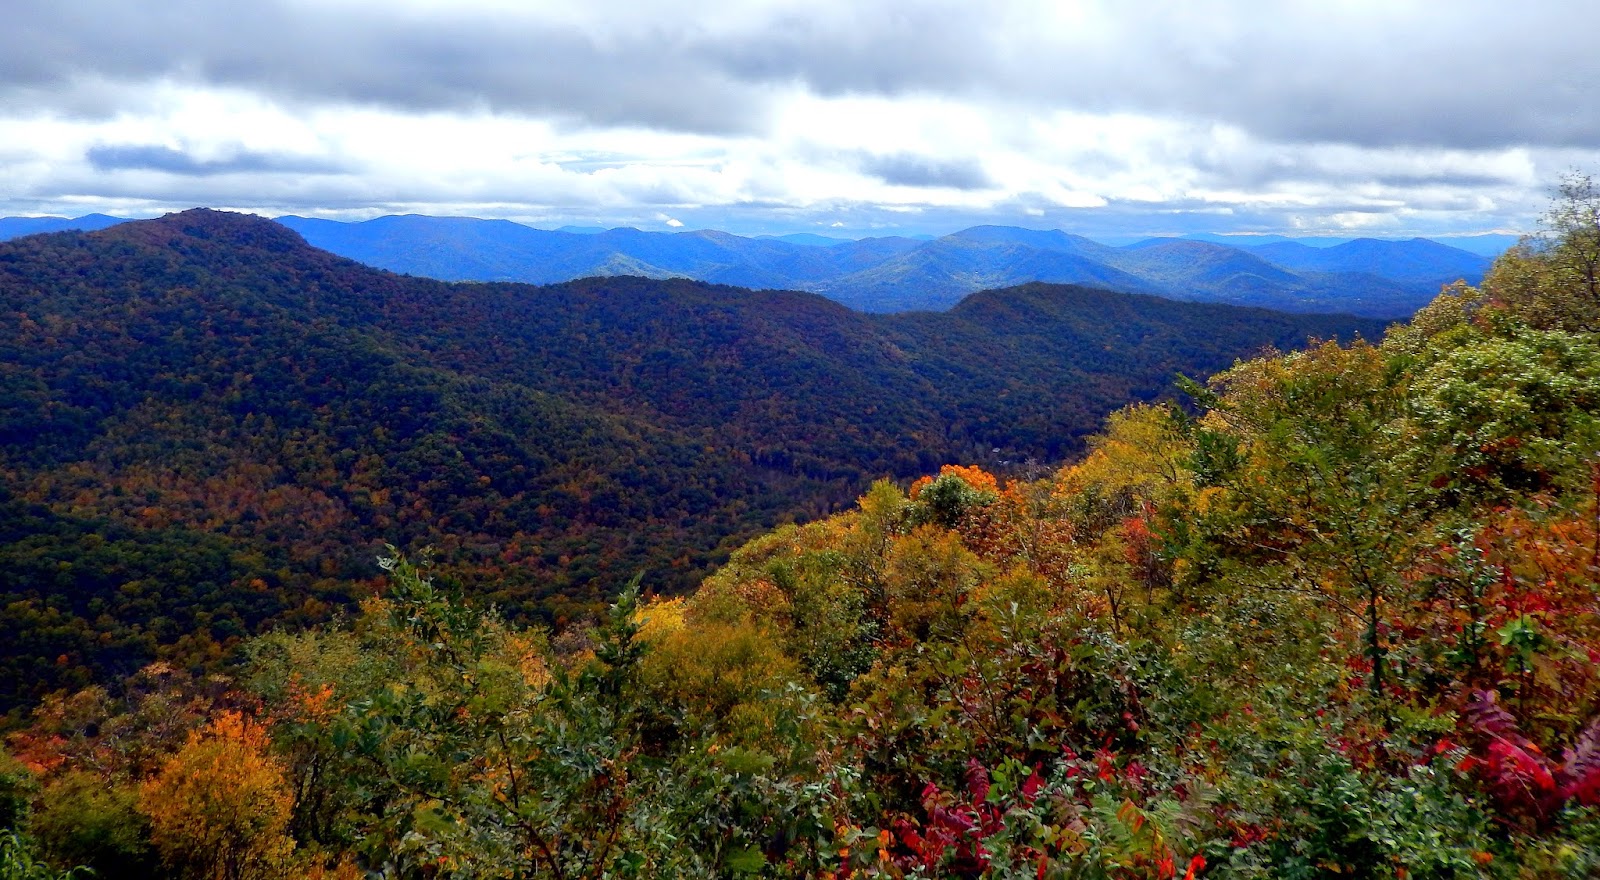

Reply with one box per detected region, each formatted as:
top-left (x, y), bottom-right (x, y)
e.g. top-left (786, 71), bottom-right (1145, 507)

top-left (893, 778), bottom-right (1003, 875)
top-left (1461, 690), bottom-right (1600, 827)
top-left (965, 758), bottom-right (991, 804)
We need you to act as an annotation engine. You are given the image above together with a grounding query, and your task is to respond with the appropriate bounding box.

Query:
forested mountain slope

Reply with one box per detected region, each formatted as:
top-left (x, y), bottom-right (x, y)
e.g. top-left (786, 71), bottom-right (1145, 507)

top-left (0, 210), bottom-right (1381, 708)
top-left (0, 213), bottom-right (1490, 318)
top-left (4, 179), bottom-right (1600, 878)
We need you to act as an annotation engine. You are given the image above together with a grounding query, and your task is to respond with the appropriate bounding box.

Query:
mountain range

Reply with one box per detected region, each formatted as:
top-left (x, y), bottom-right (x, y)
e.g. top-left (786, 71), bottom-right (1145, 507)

top-left (0, 210), bottom-right (1385, 707)
top-left (272, 217), bottom-right (1494, 318)
top-left (3, 213), bottom-right (1498, 318)
top-left (0, 213), bottom-right (128, 239)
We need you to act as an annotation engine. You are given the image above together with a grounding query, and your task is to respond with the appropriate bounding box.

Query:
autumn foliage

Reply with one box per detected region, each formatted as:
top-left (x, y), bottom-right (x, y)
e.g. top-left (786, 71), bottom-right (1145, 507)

top-left (7, 184), bottom-right (1600, 876)
top-left (138, 711), bottom-right (294, 880)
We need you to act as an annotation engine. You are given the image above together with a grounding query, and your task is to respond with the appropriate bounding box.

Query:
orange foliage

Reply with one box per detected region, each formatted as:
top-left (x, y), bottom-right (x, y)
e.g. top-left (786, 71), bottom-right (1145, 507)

top-left (139, 710), bottom-right (295, 880)
top-left (300, 857), bottom-right (363, 880)
top-left (909, 464), bottom-right (999, 500)
top-left (7, 732), bottom-right (67, 777)
top-left (282, 676), bottom-right (339, 726)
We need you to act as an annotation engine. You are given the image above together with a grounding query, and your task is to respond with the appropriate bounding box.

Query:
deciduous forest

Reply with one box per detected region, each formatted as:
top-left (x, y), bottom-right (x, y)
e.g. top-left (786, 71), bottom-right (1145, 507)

top-left (0, 211), bottom-right (1376, 713)
top-left (5, 180), bottom-right (1600, 878)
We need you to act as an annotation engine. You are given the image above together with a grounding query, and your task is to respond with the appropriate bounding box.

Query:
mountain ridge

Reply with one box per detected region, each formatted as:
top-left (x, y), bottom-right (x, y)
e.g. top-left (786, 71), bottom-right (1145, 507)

top-left (5, 212), bottom-right (1497, 318)
top-left (0, 209), bottom-right (1385, 706)
top-left (271, 215), bottom-right (1486, 318)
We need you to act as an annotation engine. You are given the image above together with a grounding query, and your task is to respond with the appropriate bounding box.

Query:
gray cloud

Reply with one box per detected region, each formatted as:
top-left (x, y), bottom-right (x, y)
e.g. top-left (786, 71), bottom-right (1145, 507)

top-left (86, 144), bottom-right (344, 176)
top-left (0, 0), bottom-right (770, 134)
top-left (5, 1), bottom-right (1598, 150)
top-left (858, 153), bottom-right (992, 190)
top-left (1372, 171), bottom-right (1521, 190)
top-left (707, 3), bottom-right (998, 97)
top-left (2, 0), bottom-right (1595, 235)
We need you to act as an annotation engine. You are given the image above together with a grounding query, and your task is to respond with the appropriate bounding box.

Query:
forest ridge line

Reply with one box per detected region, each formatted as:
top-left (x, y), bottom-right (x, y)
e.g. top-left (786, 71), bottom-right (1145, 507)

top-left (3, 175), bottom-right (1600, 876)
top-left (0, 208), bottom-right (1383, 712)
top-left (0, 212), bottom-right (1498, 318)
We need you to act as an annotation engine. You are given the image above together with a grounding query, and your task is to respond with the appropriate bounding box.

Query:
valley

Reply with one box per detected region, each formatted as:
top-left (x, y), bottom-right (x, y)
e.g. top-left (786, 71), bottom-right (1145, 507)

top-left (0, 210), bottom-right (1383, 709)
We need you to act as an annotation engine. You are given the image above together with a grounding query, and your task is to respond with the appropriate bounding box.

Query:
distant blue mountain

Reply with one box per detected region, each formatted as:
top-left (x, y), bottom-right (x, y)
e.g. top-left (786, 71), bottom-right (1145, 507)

top-left (755, 233), bottom-right (853, 247)
top-left (555, 225), bottom-right (607, 235)
top-left (1431, 233), bottom-right (1525, 256)
top-left (1099, 239), bottom-right (1418, 315)
top-left (3, 212), bottom-right (1507, 319)
top-left (1248, 237), bottom-right (1491, 285)
top-left (1118, 239), bottom-right (1310, 289)
top-left (277, 215), bottom-right (587, 282)
top-left (1179, 232), bottom-right (1356, 248)
top-left (1180, 231), bottom-right (1518, 258)
top-left (0, 214), bottom-right (129, 239)
top-left (270, 215), bottom-right (1494, 318)
top-left (947, 225), bottom-right (1116, 258)
top-left (816, 230), bottom-right (1157, 311)
top-left (275, 215), bottom-right (926, 295)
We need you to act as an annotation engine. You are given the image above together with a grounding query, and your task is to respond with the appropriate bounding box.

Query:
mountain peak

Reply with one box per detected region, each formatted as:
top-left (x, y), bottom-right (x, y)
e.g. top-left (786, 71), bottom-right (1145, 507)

top-left (101, 208), bottom-right (310, 254)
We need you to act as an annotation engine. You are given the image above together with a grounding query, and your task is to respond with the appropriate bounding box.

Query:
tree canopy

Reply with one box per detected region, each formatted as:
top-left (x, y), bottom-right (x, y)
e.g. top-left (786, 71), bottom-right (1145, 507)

top-left (5, 181), bottom-right (1600, 876)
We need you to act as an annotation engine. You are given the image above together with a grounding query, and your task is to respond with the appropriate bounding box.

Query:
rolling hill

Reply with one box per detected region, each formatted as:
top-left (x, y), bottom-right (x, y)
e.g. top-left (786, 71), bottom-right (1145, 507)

top-left (1248, 237), bottom-right (1493, 285)
top-left (273, 215), bottom-right (1487, 317)
top-left (0, 210), bottom-right (1385, 708)
top-left (1, 213), bottom-right (1493, 318)
top-left (0, 213), bottom-right (128, 239)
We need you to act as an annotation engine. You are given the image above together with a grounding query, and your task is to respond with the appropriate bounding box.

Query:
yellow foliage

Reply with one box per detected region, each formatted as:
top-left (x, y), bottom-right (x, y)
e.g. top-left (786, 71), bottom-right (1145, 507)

top-left (1190, 485), bottom-right (1230, 515)
top-left (693, 575), bottom-right (793, 630)
top-left (883, 525), bottom-right (988, 640)
top-left (970, 563), bottom-right (1057, 621)
top-left (636, 592), bottom-right (688, 633)
top-left (1481, 240), bottom-right (1597, 331)
top-left (138, 710), bottom-right (295, 880)
top-left (1207, 339), bottom-right (1392, 442)
top-left (298, 856), bottom-right (363, 880)
top-left (634, 596), bottom-right (688, 642)
top-left (857, 478), bottom-right (909, 527)
top-left (1381, 280), bottom-right (1489, 353)
top-left (854, 479), bottom-right (909, 559)
top-left (638, 611), bottom-right (801, 747)
top-left (695, 519), bottom-right (845, 623)
top-left (498, 630), bottom-right (553, 691)
top-left (1058, 403), bottom-right (1192, 506)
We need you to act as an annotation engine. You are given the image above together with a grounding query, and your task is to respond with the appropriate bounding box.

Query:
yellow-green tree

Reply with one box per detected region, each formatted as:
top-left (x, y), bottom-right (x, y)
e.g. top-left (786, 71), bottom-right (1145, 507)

top-left (1544, 170), bottom-right (1600, 308)
top-left (138, 711), bottom-right (294, 880)
top-left (1483, 170), bottom-right (1600, 331)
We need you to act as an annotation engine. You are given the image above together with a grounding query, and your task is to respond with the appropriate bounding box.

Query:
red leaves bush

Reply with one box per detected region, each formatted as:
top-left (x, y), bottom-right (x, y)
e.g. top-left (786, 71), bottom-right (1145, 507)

top-left (1461, 689), bottom-right (1600, 827)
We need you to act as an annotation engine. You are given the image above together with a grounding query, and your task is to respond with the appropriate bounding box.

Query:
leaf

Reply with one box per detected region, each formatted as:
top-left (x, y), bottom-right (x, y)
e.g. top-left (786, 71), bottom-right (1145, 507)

top-left (725, 846), bottom-right (767, 875)
top-left (412, 802), bottom-right (457, 836)
top-left (716, 747), bottom-right (777, 776)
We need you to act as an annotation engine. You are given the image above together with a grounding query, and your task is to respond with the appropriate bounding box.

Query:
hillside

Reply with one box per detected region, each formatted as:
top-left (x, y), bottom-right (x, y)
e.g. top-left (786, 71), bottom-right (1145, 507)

top-left (0, 214), bottom-right (1492, 318)
top-left (3, 214), bottom-right (1598, 878)
top-left (0, 211), bottom-right (1382, 709)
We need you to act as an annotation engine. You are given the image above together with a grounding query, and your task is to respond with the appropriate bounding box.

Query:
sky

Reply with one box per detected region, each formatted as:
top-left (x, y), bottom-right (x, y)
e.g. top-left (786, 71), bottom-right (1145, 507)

top-left (3, 0), bottom-right (1599, 240)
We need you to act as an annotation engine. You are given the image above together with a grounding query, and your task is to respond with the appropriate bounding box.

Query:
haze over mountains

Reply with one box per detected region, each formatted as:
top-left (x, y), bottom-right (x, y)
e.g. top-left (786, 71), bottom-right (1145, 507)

top-left (0, 214), bottom-right (129, 240)
top-left (252, 216), bottom-right (1502, 318)
top-left (0, 210), bottom-right (1386, 705)
top-left (3, 213), bottom-right (1498, 319)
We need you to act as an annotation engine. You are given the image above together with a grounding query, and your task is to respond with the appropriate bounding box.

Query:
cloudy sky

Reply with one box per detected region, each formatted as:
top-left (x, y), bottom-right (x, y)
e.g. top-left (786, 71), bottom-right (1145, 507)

top-left (3, 0), bottom-right (1598, 239)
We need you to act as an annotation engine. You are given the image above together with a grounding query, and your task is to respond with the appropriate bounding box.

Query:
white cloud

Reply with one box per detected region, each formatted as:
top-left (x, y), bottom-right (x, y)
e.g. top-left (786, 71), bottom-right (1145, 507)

top-left (1, 0), bottom-right (1596, 236)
